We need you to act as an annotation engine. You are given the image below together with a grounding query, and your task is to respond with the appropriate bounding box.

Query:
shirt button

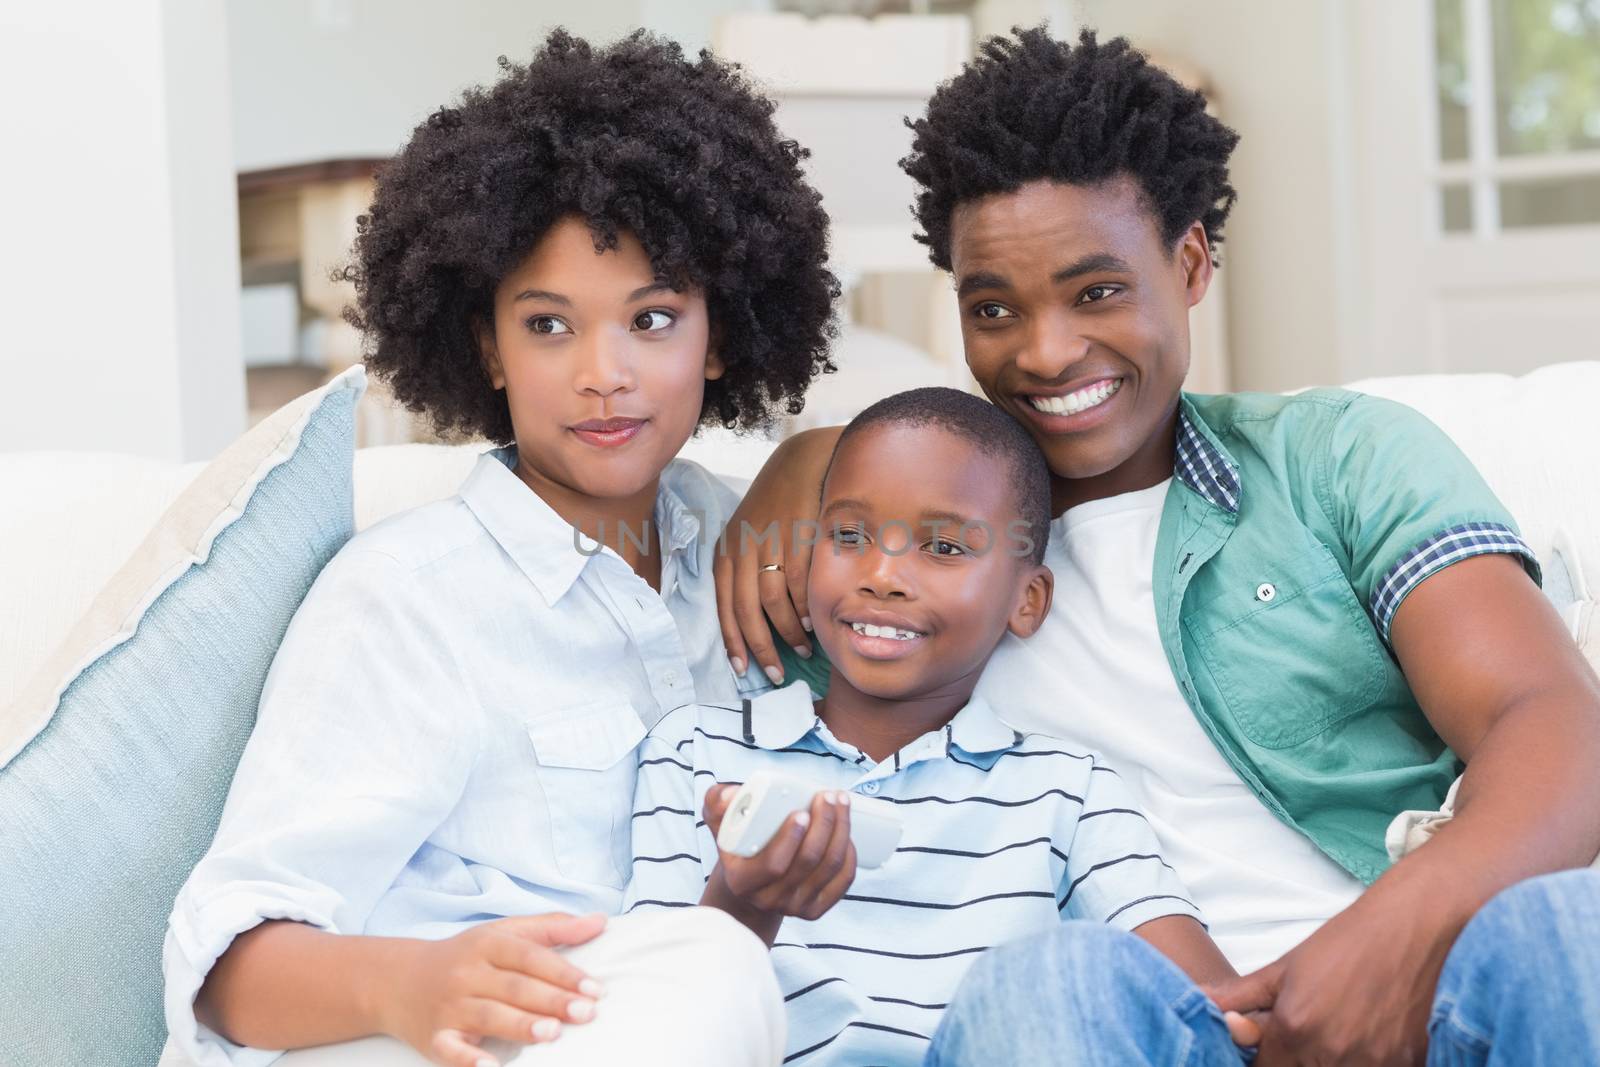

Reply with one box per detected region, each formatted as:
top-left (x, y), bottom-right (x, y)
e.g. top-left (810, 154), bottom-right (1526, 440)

top-left (1255, 582), bottom-right (1277, 603)
top-left (860, 781), bottom-right (881, 795)
top-left (662, 670), bottom-right (679, 686)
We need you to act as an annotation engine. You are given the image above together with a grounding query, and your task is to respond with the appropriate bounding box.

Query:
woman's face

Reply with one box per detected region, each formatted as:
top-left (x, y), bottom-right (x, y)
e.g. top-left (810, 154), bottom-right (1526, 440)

top-left (478, 216), bottom-right (724, 502)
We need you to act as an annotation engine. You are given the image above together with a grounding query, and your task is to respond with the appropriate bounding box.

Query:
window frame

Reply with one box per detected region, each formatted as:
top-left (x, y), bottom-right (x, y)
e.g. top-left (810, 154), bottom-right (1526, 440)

top-left (1428, 0), bottom-right (1600, 237)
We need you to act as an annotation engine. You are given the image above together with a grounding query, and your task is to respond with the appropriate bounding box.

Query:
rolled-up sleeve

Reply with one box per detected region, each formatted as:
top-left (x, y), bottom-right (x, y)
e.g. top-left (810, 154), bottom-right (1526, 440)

top-left (162, 548), bottom-right (481, 1067)
top-left (1320, 395), bottom-right (1540, 642)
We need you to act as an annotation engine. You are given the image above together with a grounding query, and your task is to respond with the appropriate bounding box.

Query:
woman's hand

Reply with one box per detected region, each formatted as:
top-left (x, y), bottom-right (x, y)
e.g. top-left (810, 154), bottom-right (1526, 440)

top-left (382, 912), bottom-right (607, 1067)
top-left (714, 426), bottom-right (842, 684)
top-left (699, 783), bottom-right (857, 944)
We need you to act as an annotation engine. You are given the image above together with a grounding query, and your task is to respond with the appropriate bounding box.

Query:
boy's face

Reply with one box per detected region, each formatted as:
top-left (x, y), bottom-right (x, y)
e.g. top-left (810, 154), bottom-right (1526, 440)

top-left (478, 216), bottom-right (724, 501)
top-left (948, 178), bottom-right (1213, 496)
top-left (807, 422), bottom-right (1052, 703)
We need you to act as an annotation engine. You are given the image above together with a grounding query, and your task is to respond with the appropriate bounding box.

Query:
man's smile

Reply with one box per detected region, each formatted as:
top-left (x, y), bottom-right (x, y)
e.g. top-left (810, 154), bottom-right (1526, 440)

top-left (1027, 377), bottom-right (1123, 417)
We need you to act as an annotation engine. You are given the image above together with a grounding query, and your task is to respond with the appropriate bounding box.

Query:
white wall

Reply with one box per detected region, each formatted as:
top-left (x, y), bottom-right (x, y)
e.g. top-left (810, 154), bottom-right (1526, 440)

top-left (226, 0), bottom-right (756, 172)
top-left (1073, 0), bottom-right (1357, 393)
top-left (0, 0), bottom-right (245, 461)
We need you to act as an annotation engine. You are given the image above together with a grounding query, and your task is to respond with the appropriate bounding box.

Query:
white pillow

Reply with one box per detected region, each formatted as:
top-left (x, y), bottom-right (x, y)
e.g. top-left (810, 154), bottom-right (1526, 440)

top-left (1344, 361), bottom-right (1600, 601)
top-left (0, 454), bottom-right (202, 710)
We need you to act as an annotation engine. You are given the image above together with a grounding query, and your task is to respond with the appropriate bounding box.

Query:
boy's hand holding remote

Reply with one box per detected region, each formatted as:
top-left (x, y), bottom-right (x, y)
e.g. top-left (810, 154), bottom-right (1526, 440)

top-left (698, 783), bottom-right (858, 945)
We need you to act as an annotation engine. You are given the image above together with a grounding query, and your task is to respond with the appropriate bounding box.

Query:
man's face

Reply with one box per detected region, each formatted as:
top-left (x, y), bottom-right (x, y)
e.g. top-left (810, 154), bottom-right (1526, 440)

top-left (948, 178), bottom-right (1213, 500)
top-left (807, 422), bottom-right (1050, 704)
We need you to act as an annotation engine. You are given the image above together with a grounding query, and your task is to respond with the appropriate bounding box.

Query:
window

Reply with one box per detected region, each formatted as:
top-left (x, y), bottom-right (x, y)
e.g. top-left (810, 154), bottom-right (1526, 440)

top-left (1432, 0), bottom-right (1600, 233)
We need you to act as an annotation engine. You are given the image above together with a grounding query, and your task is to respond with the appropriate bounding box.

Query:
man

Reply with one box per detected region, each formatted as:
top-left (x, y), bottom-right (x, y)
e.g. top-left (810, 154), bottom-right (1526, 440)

top-left (716, 28), bottom-right (1600, 1065)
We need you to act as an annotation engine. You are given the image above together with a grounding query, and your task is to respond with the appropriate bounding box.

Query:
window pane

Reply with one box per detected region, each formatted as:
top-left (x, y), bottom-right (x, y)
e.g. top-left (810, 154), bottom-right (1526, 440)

top-left (1500, 174), bottom-right (1600, 226)
top-left (1441, 184), bottom-right (1475, 231)
top-left (1436, 0), bottom-right (1471, 160)
top-left (1492, 0), bottom-right (1600, 156)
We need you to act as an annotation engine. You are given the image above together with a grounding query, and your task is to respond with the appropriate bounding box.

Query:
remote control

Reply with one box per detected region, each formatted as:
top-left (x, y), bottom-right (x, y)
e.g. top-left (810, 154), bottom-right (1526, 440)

top-left (716, 771), bottom-right (903, 869)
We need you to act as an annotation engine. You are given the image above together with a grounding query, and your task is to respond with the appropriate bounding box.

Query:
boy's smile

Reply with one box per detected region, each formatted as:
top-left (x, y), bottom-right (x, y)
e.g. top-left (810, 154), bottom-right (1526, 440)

top-left (949, 177), bottom-right (1214, 511)
top-left (839, 609), bottom-right (930, 661)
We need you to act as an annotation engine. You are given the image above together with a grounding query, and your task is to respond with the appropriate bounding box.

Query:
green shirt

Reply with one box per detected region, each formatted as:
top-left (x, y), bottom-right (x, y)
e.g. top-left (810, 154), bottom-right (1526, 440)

top-left (782, 389), bottom-right (1539, 883)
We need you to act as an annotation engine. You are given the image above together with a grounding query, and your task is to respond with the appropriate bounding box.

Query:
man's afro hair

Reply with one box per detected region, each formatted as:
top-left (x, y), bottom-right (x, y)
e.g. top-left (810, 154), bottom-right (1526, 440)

top-left (343, 29), bottom-right (839, 442)
top-left (901, 27), bottom-right (1240, 271)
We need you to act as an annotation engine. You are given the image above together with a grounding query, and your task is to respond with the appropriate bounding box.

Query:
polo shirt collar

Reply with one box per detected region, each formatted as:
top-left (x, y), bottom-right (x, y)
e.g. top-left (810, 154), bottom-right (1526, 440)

top-left (459, 446), bottom-right (702, 606)
top-left (742, 682), bottom-right (1021, 765)
top-left (745, 681), bottom-right (820, 750)
top-left (942, 695), bottom-right (1024, 757)
top-left (1175, 396), bottom-right (1242, 514)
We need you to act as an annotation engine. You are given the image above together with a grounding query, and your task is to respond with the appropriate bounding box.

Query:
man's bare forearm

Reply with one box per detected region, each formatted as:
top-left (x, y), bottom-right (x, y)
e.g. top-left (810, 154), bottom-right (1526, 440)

top-left (1376, 555), bottom-right (1600, 955)
top-left (1313, 683), bottom-right (1599, 1027)
top-left (1377, 689), bottom-right (1600, 934)
top-left (196, 920), bottom-right (415, 1051)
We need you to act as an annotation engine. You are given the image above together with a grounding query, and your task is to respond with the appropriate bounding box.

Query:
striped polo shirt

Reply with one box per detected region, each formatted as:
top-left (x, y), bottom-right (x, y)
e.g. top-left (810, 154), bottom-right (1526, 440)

top-left (623, 681), bottom-right (1203, 1066)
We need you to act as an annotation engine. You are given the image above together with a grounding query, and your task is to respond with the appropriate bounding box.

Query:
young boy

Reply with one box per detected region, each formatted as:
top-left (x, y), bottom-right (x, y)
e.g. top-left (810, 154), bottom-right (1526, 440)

top-left (624, 387), bottom-right (1245, 1066)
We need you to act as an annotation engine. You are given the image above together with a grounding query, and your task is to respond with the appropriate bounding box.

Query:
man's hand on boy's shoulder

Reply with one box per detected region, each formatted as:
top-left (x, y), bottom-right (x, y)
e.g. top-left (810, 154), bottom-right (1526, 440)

top-left (699, 783), bottom-right (857, 945)
top-left (381, 912), bottom-right (607, 1067)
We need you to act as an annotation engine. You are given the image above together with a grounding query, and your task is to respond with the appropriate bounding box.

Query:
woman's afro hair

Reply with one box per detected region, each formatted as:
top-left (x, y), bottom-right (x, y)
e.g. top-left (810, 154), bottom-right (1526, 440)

top-left (901, 27), bottom-right (1240, 271)
top-left (343, 29), bottom-right (839, 442)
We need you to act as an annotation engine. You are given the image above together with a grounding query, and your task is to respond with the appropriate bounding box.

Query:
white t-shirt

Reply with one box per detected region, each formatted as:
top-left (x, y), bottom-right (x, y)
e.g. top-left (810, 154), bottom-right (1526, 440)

top-left (975, 479), bottom-right (1364, 973)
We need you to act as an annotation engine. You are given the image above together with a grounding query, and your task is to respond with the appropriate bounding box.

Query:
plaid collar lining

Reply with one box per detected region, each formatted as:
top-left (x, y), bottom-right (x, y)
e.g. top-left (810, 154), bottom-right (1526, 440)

top-left (1174, 409), bottom-right (1241, 513)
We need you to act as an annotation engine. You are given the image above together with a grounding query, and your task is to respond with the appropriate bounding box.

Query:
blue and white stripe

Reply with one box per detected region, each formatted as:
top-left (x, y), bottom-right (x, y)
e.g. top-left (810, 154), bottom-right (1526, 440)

top-left (624, 682), bottom-right (1202, 1067)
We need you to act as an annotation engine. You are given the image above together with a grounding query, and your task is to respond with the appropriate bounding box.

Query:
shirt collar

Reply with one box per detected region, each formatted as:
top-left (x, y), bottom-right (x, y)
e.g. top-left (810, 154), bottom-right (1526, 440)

top-left (1174, 396), bottom-right (1241, 514)
top-left (744, 681), bottom-right (821, 749)
top-left (654, 470), bottom-right (704, 579)
top-left (742, 682), bottom-right (1021, 762)
top-left (942, 695), bottom-right (1025, 757)
top-left (458, 446), bottom-right (703, 606)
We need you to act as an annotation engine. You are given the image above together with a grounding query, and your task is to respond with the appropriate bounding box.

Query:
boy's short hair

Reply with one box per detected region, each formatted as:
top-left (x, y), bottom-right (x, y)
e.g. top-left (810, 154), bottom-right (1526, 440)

top-left (834, 387), bottom-right (1052, 564)
top-left (344, 29), bottom-right (839, 442)
top-left (900, 27), bottom-right (1240, 270)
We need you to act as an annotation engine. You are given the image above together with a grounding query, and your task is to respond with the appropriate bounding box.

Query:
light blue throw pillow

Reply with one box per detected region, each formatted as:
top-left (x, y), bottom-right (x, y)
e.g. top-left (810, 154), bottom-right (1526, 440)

top-left (0, 369), bottom-right (364, 1065)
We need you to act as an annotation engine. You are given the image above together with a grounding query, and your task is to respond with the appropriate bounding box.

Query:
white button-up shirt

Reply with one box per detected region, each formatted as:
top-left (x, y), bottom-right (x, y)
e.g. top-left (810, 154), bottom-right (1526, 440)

top-left (163, 447), bottom-right (757, 1067)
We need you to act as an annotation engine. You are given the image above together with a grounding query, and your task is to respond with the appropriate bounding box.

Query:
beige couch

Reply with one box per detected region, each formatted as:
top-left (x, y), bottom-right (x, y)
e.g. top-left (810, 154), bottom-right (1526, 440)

top-left (4, 363), bottom-right (1597, 715)
top-left (1, 363), bottom-right (1597, 1067)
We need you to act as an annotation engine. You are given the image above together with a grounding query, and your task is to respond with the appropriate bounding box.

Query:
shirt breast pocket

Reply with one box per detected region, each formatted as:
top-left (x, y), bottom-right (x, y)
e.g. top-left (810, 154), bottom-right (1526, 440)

top-left (1186, 541), bottom-right (1389, 750)
top-left (525, 700), bottom-right (647, 889)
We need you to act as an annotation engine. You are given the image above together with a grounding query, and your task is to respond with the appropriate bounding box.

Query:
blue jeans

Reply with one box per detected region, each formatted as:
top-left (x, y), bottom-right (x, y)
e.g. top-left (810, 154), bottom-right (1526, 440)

top-left (924, 869), bottom-right (1600, 1066)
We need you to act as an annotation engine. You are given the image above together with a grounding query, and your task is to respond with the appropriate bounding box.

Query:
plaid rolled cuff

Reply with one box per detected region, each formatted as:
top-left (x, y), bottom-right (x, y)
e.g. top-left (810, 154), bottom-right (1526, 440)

top-left (1371, 522), bottom-right (1539, 641)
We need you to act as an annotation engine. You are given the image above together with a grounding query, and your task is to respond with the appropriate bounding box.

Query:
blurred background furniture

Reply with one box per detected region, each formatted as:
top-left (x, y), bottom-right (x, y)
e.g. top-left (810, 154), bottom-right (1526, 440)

top-left (8, 1), bottom-right (1595, 463)
top-left (225, 9), bottom-right (1235, 449)
top-left (236, 158), bottom-right (434, 446)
